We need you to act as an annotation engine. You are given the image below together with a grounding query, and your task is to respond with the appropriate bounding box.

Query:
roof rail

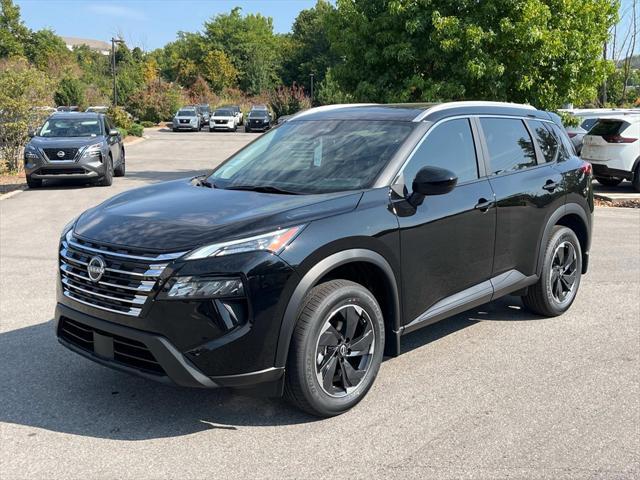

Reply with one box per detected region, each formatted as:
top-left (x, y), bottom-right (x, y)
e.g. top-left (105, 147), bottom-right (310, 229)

top-left (413, 101), bottom-right (536, 122)
top-left (289, 103), bottom-right (377, 121)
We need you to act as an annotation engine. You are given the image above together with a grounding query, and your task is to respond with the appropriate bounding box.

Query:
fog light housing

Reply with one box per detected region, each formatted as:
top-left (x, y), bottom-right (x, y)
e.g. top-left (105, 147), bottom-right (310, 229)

top-left (161, 276), bottom-right (244, 299)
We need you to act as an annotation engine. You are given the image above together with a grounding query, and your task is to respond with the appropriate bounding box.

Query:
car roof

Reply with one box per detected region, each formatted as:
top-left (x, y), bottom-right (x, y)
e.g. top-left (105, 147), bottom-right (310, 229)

top-left (49, 112), bottom-right (103, 120)
top-left (289, 101), bottom-right (547, 122)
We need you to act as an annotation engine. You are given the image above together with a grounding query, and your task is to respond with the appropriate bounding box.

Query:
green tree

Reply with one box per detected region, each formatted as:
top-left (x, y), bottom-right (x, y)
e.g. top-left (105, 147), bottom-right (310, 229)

top-left (24, 29), bottom-right (70, 70)
top-left (54, 76), bottom-right (85, 107)
top-left (317, 68), bottom-right (354, 104)
top-left (0, 0), bottom-right (29, 58)
top-left (329, 0), bottom-right (618, 109)
top-left (0, 58), bottom-right (52, 172)
top-left (202, 49), bottom-right (237, 92)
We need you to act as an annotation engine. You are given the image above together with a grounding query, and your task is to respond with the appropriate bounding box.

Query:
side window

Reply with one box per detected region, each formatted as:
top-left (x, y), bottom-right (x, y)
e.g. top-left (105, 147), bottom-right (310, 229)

top-left (104, 117), bottom-right (113, 134)
top-left (548, 123), bottom-right (573, 161)
top-left (402, 118), bottom-right (478, 186)
top-left (529, 120), bottom-right (559, 163)
top-left (480, 118), bottom-right (537, 174)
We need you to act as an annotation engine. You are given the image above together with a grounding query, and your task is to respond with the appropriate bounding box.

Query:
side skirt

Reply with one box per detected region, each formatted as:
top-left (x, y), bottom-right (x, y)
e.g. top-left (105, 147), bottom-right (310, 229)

top-left (399, 269), bottom-right (538, 336)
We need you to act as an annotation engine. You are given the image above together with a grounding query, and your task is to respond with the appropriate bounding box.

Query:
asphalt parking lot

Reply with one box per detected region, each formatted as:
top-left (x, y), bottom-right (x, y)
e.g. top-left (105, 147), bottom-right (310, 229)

top-left (1, 128), bottom-right (639, 479)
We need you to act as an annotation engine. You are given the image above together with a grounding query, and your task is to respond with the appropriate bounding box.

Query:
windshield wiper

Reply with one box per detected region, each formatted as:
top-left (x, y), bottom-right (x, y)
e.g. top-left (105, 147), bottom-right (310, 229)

top-left (224, 184), bottom-right (302, 195)
top-left (192, 175), bottom-right (214, 188)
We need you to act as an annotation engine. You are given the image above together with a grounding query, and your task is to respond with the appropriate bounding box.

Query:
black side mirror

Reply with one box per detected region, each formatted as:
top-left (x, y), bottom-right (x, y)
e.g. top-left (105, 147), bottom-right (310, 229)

top-left (28, 129), bottom-right (36, 138)
top-left (408, 166), bottom-right (457, 206)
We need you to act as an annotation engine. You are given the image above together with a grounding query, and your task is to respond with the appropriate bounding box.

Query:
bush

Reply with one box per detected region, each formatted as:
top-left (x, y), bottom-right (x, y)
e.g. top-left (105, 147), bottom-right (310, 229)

top-left (140, 120), bottom-right (156, 128)
top-left (129, 123), bottom-right (144, 137)
top-left (269, 83), bottom-right (311, 120)
top-left (117, 127), bottom-right (128, 138)
top-left (107, 106), bottom-right (133, 130)
top-left (127, 81), bottom-right (186, 123)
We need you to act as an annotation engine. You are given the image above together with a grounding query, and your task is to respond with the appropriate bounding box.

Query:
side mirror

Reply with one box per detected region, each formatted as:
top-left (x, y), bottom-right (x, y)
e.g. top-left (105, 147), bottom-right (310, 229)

top-left (108, 129), bottom-right (119, 137)
top-left (28, 129), bottom-right (36, 138)
top-left (408, 166), bottom-right (457, 207)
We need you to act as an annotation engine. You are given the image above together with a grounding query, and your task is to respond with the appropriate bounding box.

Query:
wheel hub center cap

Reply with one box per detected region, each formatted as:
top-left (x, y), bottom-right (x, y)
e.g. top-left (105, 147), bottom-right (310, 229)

top-left (339, 344), bottom-right (348, 357)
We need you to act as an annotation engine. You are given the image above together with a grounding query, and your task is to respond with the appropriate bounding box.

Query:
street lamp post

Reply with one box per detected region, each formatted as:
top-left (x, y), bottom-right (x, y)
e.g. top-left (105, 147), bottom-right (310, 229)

top-left (310, 73), bottom-right (315, 105)
top-left (111, 38), bottom-right (125, 108)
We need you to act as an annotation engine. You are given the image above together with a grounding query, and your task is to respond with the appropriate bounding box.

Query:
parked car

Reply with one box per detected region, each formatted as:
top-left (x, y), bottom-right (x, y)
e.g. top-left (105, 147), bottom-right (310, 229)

top-left (561, 108), bottom-right (638, 154)
top-left (250, 104), bottom-right (271, 120)
top-left (209, 108), bottom-right (237, 132)
top-left (197, 104), bottom-right (211, 125)
top-left (581, 114), bottom-right (640, 190)
top-left (245, 109), bottom-right (272, 132)
top-left (172, 108), bottom-right (200, 132)
top-left (220, 105), bottom-right (243, 126)
top-left (54, 102), bottom-right (592, 417)
top-left (85, 106), bottom-right (109, 114)
top-left (24, 112), bottom-right (125, 188)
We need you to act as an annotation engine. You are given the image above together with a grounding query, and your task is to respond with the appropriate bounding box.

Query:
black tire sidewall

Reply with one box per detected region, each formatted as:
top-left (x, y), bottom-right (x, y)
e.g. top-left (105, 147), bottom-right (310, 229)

top-left (541, 227), bottom-right (582, 315)
top-left (294, 282), bottom-right (385, 416)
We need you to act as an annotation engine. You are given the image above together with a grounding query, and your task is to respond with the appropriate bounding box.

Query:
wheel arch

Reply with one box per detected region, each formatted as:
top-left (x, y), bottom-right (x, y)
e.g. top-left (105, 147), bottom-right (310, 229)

top-left (536, 203), bottom-right (591, 275)
top-left (275, 249), bottom-right (401, 368)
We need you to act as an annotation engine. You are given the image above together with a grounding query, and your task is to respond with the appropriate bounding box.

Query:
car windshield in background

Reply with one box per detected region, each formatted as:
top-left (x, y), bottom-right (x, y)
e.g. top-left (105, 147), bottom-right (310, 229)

top-left (214, 110), bottom-right (234, 116)
top-left (249, 112), bottom-right (268, 119)
top-left (38, 118), bottom-right (102, 137)
top-left (209, 120), bottom-right (414, 194)
top-left (177, 110), bottom-right (196, 117)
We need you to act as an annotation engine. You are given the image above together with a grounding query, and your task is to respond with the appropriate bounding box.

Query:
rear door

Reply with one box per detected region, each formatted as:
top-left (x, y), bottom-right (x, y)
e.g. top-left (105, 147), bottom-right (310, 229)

top-left (478, 116), bottom-right (565, 278)
top-left (394, 117), bottom-right (496, 325)
top-left (104, 116), bottom-right (121, 162)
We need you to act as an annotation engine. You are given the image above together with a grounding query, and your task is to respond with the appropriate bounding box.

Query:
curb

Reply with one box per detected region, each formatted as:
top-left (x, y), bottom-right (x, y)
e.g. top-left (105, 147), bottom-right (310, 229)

top-left (123, 135), bottom-right (147, 147)
top-left (0, 187), bottom-right (26, 201)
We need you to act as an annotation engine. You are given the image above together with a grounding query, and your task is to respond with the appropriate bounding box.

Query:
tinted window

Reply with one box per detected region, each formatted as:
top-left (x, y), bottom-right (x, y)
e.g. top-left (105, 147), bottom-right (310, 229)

top-left (209, 120), bottom-right (414, 194)
top-left (580, 118), bottom-right (598, 131)
top-left (38, 118), bottom-right (102, 137)
top-left (529, 120), bottom-right (559, 163)
top-left (481, 118), bottom-right (537, 174)
top-left (177, 109), bottom-right (196, 117)
top-left (214, 110), bottom-right (234, 116)
top-left (548, 123), bottom-right (573, 160)
top-left (589, 119), bottom-right (628, 136)
top-left (402, 119), bottom-right (478, 186)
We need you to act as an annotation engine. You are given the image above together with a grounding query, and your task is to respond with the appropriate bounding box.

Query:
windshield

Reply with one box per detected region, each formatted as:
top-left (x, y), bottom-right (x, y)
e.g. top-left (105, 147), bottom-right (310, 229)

top-left (38, 118), bottom-right (102, 137)
top-left (214, 110), bottom-right (233, 117)
top-left (177, 110), bottom-right (196, 117)
top-left (249, 112), bottom-right (268, 119)
top-left (209, 120), bottom-right (414, 194)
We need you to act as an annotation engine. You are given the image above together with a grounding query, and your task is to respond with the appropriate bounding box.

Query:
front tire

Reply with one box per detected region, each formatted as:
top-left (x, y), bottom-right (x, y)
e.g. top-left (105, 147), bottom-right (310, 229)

top-left (522, 226), bottom-right (582, 317)
top-left (26, 175), bottom-right (42, 188)
top-left (632, 162), bottom-right (640, 192)
top-left (114, 149), bottom-right (125, 177)
top-left (284, 280), bottom-right (384, 417)
top-left (595, 176), bottom-right (623, 187)
top-left (99, 156), bottom-right (113, 186)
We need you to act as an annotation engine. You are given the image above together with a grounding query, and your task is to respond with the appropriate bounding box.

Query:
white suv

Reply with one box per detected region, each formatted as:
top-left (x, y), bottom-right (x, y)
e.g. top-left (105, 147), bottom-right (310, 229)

top-left (581, 114), bottom-right (640, 191)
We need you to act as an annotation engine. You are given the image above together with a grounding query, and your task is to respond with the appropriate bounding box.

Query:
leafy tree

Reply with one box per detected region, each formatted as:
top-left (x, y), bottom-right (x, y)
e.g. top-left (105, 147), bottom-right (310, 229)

top-left (329, 0), bottom-right (618, 109)
top-left (188, 75), bottom-right (213, 103)
top-left (24, 29), bottom-right (70, 70)
top-left (0, 0), bottom-right (29, 58)
top-left (54, 76), bottom-right (85, 107)
top-left (317, 69), bottom-right (354, 104)
top-left (282, 1), bottom-right (338, 89)
top-left (202, 49), bottom-right (237, 92)
top-left (127, 81), bottom-right (186, 123)
top-left (0, 58), bottom-right (52, 172)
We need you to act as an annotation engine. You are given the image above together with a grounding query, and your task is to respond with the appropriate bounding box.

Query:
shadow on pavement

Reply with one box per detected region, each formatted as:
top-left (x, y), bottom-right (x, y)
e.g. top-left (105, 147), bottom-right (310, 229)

top-left (0, 296), bottom-right (543, 440)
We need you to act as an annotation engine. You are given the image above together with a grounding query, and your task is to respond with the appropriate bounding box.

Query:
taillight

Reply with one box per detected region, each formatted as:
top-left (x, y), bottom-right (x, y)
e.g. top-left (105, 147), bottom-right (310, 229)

top-left (580, 161), bottom-right (592, 175)
top-left (567, 132), bottom-right (577, 138)
top-left (602, 134), bottom-right (637, 143)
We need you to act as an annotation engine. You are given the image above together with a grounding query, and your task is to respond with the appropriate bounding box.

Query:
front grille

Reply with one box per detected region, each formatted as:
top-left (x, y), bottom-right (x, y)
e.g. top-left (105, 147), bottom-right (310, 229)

top-left (215, 120), bottom-right (227, 124)
top-left (43, 147), bottom-right (79, 161)
top-left (59, 317), bottom-right (165, 375)
top-left (40, 167), bottom-right (86, 175)
top-left (179, 119), bottom-right (189, 124)
top-left (59, 232), bottom-right (185, 317)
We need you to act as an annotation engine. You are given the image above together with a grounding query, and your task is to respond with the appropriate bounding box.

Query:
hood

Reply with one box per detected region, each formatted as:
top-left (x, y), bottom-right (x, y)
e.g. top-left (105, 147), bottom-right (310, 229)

top-left (74, 178), bottom-right (362, 252)
top-left (28, 136), bottom-right (103, 149)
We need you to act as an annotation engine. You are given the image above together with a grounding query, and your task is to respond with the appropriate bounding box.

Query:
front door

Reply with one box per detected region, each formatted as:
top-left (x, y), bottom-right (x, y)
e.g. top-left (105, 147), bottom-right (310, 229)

top-left (393, 117), bottom-right (496, 326)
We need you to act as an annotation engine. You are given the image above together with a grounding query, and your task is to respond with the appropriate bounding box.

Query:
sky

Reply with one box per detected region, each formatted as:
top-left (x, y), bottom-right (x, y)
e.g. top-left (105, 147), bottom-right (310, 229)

top-left (15, 0), bottom-right (318, 51)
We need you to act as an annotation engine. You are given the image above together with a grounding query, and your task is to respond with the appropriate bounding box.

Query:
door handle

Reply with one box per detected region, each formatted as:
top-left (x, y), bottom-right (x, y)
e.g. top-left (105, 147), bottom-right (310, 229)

top-left (542, 180), bottom-right (559, 192)
top-left (475, 198), bottom-right (494, 212)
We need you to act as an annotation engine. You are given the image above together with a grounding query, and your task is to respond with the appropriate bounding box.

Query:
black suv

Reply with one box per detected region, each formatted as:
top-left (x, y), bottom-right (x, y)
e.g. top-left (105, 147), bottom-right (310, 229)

top-left (55, 102), bottom-right (593, 417)
top-left (24, 112), bottom-right (125, 188)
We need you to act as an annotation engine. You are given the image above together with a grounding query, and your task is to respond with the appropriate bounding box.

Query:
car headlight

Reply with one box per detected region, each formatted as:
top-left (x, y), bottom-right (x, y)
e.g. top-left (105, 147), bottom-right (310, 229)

top-left (81, 144), bottom-right (102, 159)
top-left (61, 215), bottom-right (80, 238)
top-left (183, 226), bottom-right (303, 260)
top-left (24, 145), bottom-right (40, 160)
top-left (161, 276), bottom-right (244, 299)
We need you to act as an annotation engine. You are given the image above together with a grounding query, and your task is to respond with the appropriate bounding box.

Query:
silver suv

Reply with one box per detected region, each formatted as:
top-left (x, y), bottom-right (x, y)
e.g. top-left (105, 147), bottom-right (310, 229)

top-left (24, 113), bottom-right (125, 188)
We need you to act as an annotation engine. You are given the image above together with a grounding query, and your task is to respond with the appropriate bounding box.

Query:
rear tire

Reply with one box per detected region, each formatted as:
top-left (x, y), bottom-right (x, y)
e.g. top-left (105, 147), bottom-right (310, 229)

top-left (99, 157), bottom-right (113, 186)
top-left (595, 176), bottom-right (623, 187)
top-left (26, 176), bottom-right (42, 188)
top-left (284, 280), bottom-right (384, 417)
top-left (632, 162), bottom-right (640, 192)
top-left (114, 149), bottom-right (125, 177)
top-left (522, 226), bottom-right (582, 317)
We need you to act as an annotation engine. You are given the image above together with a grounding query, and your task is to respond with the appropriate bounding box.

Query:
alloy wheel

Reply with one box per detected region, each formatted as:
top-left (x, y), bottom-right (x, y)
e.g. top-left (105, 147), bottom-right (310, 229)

top-left (314, 304), bottom-right (375, 397)
top-left (549, 241), bottom-right (578, 304)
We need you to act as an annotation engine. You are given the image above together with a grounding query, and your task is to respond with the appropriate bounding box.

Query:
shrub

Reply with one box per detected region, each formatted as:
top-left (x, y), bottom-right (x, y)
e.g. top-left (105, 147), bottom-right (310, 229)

top-left (127, 81), bottom-right (186, 123)
top-left (117, 127), bottom-right (128, 138)
top-left (269, 83), bottom-right (311, 120)
top-left (140, 120), bottom-right (155, 128)
top-left (108, 106), bottom-right (133, 131)
top-left (129, 123), bottom-right (144, 137)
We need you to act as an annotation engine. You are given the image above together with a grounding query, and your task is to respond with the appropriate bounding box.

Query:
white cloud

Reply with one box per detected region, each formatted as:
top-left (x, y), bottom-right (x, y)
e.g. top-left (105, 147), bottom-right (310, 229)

top-left (87, 4), bottom-right (146, 21)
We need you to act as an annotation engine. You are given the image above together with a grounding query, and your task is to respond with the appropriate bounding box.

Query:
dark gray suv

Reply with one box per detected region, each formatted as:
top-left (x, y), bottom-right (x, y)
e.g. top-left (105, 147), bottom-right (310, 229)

top-left (24, 112), bottom-right (125, 188)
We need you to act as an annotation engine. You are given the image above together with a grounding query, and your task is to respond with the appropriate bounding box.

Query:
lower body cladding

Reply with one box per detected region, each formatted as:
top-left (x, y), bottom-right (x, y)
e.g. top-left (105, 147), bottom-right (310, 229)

top-left (590, 162), bottom-right (635, 181)
top-left (55, 252), bottom-right (298, 396)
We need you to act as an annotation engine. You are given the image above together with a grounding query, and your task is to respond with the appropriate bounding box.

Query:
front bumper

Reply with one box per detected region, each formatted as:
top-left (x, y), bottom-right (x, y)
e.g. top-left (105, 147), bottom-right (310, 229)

top-left (25, 156), bottom-right (106, 180)
top-left (55, 303), bottom-right (285, 390)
